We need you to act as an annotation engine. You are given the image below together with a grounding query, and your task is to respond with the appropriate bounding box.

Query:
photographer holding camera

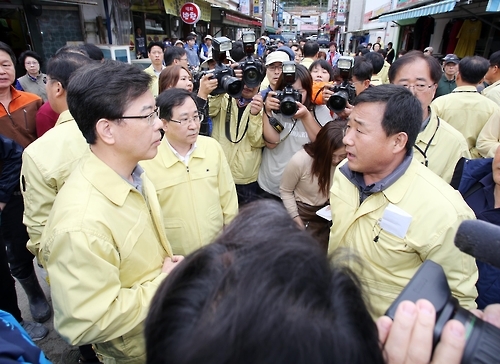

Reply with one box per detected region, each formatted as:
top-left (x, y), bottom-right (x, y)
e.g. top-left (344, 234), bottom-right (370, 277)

top-left (258, 63), bottom-right (331, 198)
top-left (210, 34), bottom-right (267, 205)
top-left (351, 56), bottom-right (373, 96)
top-left (321, 56), bottom-right (357, 121)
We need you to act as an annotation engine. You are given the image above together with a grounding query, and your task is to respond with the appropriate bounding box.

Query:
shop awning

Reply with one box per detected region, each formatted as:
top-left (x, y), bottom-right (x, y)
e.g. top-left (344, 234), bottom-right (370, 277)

top-left (225, 14), bottom-right (261, 27)
top-left (486, 0), bottom-right (500, 11)
top-left (373, 0), bottom-right (456, 22)
top-left (343, 26), bottom-right (384, 34)
top-left (40, 0), bottom-right (97, 5)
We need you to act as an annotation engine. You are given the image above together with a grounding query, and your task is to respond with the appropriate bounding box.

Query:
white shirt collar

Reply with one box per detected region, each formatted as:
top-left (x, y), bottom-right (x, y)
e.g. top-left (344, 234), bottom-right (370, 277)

top-left (166, 140), bottom-right (197, 166)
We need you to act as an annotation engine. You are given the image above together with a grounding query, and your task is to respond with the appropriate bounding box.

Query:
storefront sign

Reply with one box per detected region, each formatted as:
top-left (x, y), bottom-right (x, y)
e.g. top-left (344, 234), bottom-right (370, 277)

top-left (253, 0), bottom-right (260, 16)
top-left (301, 24), bottom-right (318, 31)
top-left (180, 2), bottom-right (201, 24)
top-left (131, 0), bottom-right (164, 13)
top-left (336, 0), bottom-right (347, 23)
top-left (240, 0), bottom-right (250, 15)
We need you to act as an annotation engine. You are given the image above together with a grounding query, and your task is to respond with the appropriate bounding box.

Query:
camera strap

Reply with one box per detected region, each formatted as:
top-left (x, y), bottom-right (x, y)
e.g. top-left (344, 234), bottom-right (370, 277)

top-left (312, 106), bottom-right (324, 127)
top-left (413, 116), bottom-right (440, 168)
top-left (278, 118), bottom-right (298, 143)
top-left (225, 96), bottom-right (250, 144)
top-left (313, 85), bottom-right (325, 104)
top-left (262, 106), bottom-right (299, 144)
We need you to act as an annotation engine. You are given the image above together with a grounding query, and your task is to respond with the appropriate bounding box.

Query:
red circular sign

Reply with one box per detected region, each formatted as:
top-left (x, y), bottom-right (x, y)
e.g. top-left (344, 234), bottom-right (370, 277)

top-left (180, 3), bottom-right (201, 24)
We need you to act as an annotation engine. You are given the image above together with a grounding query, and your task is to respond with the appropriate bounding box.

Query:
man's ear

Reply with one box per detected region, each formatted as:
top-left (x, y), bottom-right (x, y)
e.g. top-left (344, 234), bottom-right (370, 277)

top-left (55, 81), bottom-right (65, 98)
top-left (95, 118), bottom-right (116, 146)
top-left (363, 79), bottom-right (371, 90)
top-left (393, 132), bottom-right (408, 154)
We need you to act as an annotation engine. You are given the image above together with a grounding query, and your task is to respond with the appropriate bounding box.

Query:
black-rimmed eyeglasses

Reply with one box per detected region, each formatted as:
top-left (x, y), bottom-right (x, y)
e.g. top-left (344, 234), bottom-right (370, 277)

top-left (120, 107), bottom-right (159, 126)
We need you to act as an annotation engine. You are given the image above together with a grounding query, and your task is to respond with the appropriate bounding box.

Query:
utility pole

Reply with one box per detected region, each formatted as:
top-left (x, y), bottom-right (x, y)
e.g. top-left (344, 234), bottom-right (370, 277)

top-left (261, 0), bottom-right (267, 35)
top-left (318, 0), bottom-right (322, 31)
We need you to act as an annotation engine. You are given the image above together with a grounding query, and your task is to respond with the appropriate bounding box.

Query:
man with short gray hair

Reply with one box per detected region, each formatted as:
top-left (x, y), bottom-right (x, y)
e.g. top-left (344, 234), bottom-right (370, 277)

top-left (431, 56), bottom-right (500, 158)
top-left (435, 54), bottom-right (459, 98)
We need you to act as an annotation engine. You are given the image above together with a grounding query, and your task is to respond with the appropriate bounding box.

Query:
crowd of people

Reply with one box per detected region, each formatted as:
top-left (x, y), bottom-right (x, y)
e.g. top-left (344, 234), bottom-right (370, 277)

top-left (1, 32), bottom-right (500, 364)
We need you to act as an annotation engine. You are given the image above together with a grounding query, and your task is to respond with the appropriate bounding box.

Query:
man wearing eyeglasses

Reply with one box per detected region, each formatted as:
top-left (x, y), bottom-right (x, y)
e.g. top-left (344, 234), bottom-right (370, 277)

top-left (329, 84), bottom-right (477, 319)
top-left (141, 88), bottom-right (238, 256)
top-left (259, 50), bottom-right (290, 97)
top-left (388, 50), bottom-right (469, 183)
top-left (38, 60), bottom-right (181, 363)
top-left (144, 41), bottom-right (166, 97)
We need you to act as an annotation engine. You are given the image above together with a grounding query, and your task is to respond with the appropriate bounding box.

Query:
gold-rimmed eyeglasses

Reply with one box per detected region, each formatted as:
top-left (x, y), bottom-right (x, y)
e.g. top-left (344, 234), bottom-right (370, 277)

top-left (169, 112), bottom-right (204, 126)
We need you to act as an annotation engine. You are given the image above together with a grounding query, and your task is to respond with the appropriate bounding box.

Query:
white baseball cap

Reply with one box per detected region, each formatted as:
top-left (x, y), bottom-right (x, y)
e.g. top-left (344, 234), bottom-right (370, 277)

top-left (265, 51), bottom-right (290, 66)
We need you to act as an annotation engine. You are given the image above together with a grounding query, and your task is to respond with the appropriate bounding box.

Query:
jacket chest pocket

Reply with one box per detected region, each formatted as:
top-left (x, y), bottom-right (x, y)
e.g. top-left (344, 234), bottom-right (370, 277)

top-left (371, 229), bottom-right (420, 271)
top-left (188, 165), bottom-right (218, 181)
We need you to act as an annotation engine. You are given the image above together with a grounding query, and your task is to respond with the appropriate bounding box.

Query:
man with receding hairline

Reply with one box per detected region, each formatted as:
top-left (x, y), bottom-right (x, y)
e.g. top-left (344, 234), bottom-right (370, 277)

top-left (389, 51), bottom-right (470, 183)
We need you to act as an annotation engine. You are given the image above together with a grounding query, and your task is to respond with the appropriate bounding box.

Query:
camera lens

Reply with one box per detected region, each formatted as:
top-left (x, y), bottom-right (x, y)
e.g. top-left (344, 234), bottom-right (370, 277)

top-left (280, 98), bottom-right (298, 116)
top-left (221, 75), bottom-right (243, 98)
top-left (328, 90), bottom-right (349, 113)
top-left (385, 260), bottom-right (500, 364)
top-left (243, 67), bottom-right (260, 88)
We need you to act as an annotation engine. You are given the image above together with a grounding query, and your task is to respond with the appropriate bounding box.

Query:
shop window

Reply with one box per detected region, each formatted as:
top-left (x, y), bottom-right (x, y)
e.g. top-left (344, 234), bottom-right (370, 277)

top-left (38, 7), bottom-right (83, 60)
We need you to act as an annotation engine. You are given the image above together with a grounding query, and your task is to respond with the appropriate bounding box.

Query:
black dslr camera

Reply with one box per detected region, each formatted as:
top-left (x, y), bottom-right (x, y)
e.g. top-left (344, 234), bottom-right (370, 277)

top-left (327, 56), bottom-right (356, 113)
top-left (273, 61), bottom-right (302, 117)
top-left (239, 32), bottom-right (265, 88)
top-left (386, 260), bottom-right (500, 363)
top-left (199, 36), bottom-right (243, 98)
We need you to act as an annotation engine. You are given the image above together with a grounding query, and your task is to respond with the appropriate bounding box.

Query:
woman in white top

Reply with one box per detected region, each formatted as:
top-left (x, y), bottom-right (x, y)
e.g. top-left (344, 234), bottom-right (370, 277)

top-left (280, 121), bottom-right (346, 251)
top-left (258, 63), bottom-right (331, 198)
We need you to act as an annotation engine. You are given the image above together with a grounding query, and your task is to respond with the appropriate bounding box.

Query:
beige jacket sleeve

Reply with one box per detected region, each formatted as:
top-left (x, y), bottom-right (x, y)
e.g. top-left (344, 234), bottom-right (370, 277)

top-left (21, 152), bottom-right (57, 261)
top-left (477, 110), bottom-right (500, 158)
top-left (215, 143), bottom-right (239, 225)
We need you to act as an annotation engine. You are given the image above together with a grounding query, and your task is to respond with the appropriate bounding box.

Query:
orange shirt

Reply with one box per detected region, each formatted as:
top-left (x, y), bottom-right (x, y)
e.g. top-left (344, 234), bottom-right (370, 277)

top-left (0, 86), bottom-right (41, 148)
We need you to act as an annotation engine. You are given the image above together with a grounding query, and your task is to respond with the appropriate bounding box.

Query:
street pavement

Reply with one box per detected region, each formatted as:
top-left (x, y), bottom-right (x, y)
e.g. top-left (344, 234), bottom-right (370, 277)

top-left (16, 263), bottom-right (82, 363)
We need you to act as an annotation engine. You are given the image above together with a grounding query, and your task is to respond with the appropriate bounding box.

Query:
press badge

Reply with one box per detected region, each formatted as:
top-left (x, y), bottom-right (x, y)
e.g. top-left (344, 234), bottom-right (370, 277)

top-left (379, 203), bottom-right (412, 239)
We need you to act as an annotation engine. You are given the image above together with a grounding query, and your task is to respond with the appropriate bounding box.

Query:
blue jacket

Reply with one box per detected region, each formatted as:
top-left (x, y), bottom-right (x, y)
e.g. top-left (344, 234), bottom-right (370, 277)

top-left (257, 43), bottom-right (266, 58)
top-left (0, 134), bottom-right (23, 203)
top-left (0, 311), bottom-right (51, 363)
top-left (460, 158), bottom-right (500, 309)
